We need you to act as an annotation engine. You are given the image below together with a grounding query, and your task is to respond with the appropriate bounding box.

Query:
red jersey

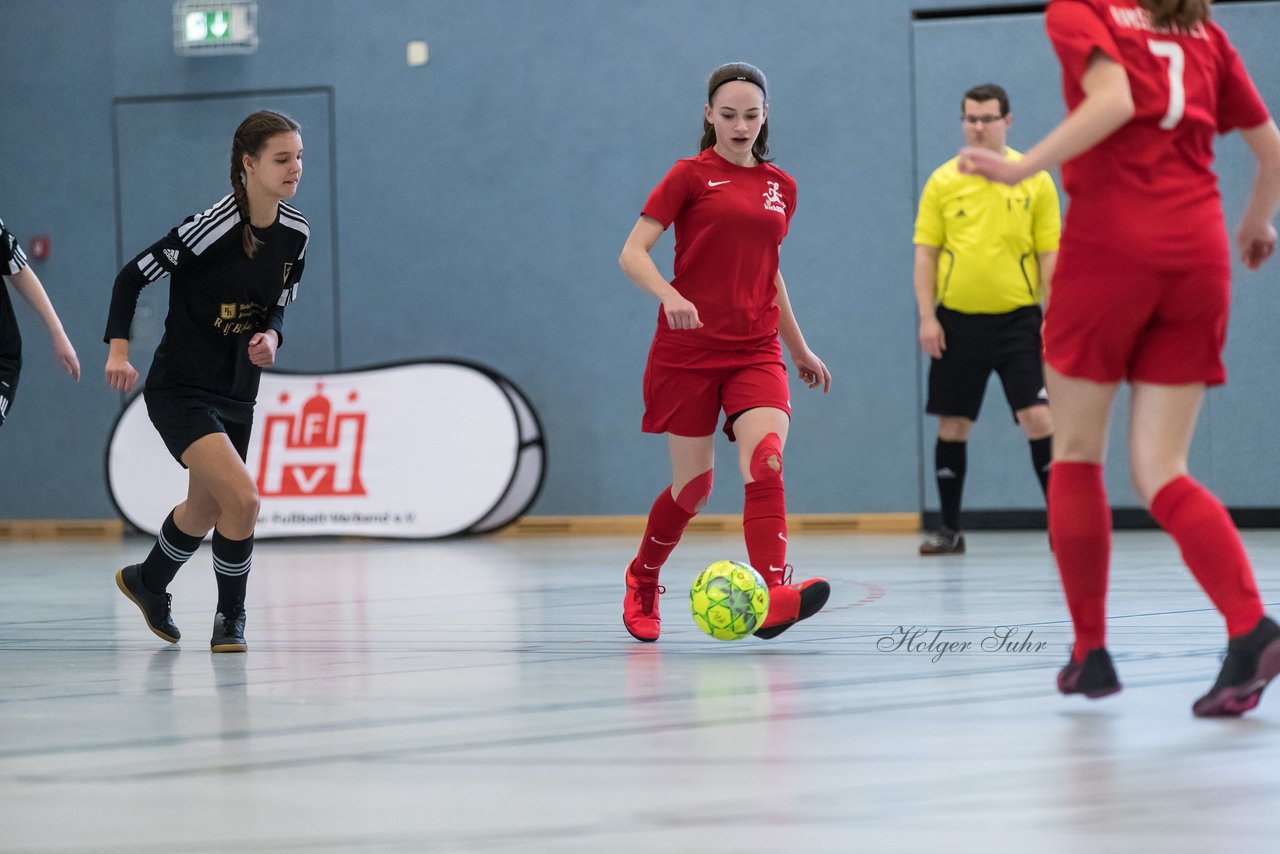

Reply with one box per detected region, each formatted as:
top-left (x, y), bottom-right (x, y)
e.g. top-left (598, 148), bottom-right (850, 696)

top-left (1046, 0), bottom-right (1270, 268)
top-left (641, 147), bottom-right (795, 349)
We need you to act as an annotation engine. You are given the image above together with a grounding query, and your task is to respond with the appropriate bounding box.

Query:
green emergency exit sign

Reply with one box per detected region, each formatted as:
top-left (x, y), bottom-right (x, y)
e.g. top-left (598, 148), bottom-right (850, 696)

top-left (174, 1), bottom-right (258, 55)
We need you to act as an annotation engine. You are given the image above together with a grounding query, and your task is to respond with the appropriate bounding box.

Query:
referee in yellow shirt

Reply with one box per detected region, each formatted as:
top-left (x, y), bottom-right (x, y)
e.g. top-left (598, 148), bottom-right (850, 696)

top-left (913, 84), bottom-right (1060, 555)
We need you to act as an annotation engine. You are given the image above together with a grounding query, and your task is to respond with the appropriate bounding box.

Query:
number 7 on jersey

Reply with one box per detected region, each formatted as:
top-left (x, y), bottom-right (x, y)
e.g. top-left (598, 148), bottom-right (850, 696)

top-left (1147, 39), bottom-right (1186, 130)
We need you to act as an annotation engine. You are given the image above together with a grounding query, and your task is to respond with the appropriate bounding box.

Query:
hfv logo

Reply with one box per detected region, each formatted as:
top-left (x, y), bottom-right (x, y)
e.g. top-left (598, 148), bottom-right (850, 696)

top-left (257, 382), bottom-right (368, 497)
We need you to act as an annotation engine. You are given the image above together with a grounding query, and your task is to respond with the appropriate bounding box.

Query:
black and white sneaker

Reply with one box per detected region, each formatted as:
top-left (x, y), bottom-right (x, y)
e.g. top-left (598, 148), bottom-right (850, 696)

top-left (919, 527), bottom-right (965, 555)
top-left (210, 609), bottom-right (247, 654)
top-left (115, 565), bottom-right (180, 643)
top-left (1193, 616), bottom-right (1280, 718)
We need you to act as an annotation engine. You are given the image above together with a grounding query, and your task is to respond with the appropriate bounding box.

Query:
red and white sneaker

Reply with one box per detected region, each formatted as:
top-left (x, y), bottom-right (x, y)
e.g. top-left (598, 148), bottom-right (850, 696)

top-left (755, 566), bottom-right (830, 639)
top-left (623, 562), bottom-right (665, 642)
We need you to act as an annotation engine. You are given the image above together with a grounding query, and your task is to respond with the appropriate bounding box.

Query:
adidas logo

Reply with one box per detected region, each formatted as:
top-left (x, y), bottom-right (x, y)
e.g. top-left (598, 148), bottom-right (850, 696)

top-left (163, 248), bottom-right (179, 265)
top-left (937, 467), bottom-right (957, 479)
top-left (955, 209), bottom-right (966, 218)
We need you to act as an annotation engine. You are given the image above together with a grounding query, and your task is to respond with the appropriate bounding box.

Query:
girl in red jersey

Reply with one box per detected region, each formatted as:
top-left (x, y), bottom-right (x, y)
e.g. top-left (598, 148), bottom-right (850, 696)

top-left (959, 0), bottom-right (1280, 716)
top-left (617, 62), bottom-right (832, 643)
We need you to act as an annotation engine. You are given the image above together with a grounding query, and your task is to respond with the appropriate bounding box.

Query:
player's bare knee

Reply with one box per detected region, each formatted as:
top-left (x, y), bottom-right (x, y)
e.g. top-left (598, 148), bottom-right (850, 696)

top-left (1130, 460), bottom-right (1180, 508)
top-left (218, 487), bottom-right (260, 529)
top-left (674, 469), bottom-right (714, 514)
top-left (748, 433), bottom-right (783, 483)
top-left (938, 418), bottom-right (972, 442)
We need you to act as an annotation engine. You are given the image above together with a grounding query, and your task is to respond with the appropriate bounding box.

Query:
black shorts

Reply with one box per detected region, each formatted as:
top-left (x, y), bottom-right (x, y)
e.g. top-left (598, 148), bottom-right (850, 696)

top-left (926, 305), bottom-right (1048, 423)
top-left (144, 389), bottom-right (253, 467)
top-left (0, 365), bottom-right (18, 428)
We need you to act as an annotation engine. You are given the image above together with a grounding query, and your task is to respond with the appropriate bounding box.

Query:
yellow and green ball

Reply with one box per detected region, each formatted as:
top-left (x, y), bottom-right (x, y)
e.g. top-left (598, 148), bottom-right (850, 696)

top-left (690, 560), bottom-right (770, 641)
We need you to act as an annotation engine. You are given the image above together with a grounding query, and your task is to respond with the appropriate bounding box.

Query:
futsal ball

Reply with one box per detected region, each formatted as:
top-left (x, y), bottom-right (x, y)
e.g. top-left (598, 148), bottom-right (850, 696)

top-left (690, 560), bottom-right (770, 641)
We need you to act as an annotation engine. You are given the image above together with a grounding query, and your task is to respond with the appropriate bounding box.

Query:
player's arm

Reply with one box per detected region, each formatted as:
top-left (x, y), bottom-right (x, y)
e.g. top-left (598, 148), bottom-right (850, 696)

top-left (959, 50), bottom-right (1134, 184)
top-left (774, 270), bottom-right (830, 392)
top-left (1236, 119), bottom-right (1280, 269)
top-left (104, 260), bottom-right (148, 393)
top-left (5, 266), bottom-right (79, 380)
top-left (1038, 250), bottom-right (1058, 308)
top-left (103, 229), bottom-right (191, 393)
top-left (914, 243), bottom-right (944, 359)
top-left (618, 215), bottom-right (701, 330)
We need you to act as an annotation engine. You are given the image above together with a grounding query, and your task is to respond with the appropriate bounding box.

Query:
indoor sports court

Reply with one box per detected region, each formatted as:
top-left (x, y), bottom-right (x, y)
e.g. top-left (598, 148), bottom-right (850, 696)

top-left (4, 530), bottom-right (1280, 850)
top-left (4, 0), bottom-right (1280, 851)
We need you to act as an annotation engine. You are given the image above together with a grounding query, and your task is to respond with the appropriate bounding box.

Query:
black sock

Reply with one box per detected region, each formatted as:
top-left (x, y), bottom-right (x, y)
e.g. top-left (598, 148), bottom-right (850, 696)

top-left (212, 530), bottom-right (253, 615)
top-left (1030, 435), bottom-right (1052, 497)
top-left (139, 510), bottom-right (203, 594)
top-left (936, 439), bottom-right (967, 532)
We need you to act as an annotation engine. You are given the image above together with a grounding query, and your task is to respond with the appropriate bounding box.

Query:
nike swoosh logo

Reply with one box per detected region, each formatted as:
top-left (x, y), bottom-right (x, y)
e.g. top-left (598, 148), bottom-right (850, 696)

top-left (778, 533), bottom-right (788, 543)
top-left (649, 537), bottom-right (677, 546)
top-left (707, 180), bottom-right (731, 187)
top-left (642, 564), bottom-right (662, 571)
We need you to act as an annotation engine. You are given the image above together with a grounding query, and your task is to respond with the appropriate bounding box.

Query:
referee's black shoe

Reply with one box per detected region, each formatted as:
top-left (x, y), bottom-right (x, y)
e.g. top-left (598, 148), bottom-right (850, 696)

top-left (919, 527), bottom-right (965, 555)
top-left (211, 608), bottom-right (247, 653)
top-left (115, 565), bottom-right (180, 643)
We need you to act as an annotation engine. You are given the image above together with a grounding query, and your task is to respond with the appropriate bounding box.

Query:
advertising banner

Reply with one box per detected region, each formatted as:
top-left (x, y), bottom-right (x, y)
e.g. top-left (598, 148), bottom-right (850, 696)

top-left (107, 361), bottom-right (544, 539)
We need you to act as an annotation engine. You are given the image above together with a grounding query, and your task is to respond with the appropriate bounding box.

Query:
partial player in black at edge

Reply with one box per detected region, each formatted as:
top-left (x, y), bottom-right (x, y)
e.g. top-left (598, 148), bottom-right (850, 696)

top-left (104, 110), bottom-right (309, 653)
top-left (0, 218), bottom-right (81, 428)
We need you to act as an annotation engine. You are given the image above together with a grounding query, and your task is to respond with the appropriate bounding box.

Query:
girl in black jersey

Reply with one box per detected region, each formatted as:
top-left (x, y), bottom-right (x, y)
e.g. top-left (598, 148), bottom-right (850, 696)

top-left (105, 111), bottom-right (309, 653)
top-left (1, 219), bottom-right (80, 426)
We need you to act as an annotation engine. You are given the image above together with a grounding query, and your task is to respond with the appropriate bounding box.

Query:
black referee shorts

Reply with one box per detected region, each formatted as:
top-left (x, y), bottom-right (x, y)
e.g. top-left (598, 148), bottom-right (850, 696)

top-left (144, 389), bottom-right (253, 467)
top-left (926, 305), bottom-right (1048, 423)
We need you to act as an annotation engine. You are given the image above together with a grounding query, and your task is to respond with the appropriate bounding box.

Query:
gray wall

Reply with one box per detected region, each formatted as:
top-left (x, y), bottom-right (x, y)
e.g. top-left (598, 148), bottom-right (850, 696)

top-left (0, 0), bottom-right (1276, 520)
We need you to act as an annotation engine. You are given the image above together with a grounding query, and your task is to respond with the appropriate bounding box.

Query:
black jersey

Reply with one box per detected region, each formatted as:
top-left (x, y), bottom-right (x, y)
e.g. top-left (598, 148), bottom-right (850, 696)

top-left (0, 218), bottom-right (29, 379)
top-left (105, 195), bottom-right (308, 406)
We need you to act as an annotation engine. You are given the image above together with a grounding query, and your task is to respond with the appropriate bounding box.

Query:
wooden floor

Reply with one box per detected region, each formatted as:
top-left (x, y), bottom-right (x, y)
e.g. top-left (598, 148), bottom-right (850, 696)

top-left (2, 529), bottom-right (1278, 852)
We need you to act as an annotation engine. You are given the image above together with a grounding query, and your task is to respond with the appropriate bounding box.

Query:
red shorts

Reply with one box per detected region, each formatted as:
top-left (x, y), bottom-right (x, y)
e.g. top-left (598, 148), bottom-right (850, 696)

top-left (1045, 251), bottom-right (1230, 386)
top-left (642, 336), bottom-right (790, 440)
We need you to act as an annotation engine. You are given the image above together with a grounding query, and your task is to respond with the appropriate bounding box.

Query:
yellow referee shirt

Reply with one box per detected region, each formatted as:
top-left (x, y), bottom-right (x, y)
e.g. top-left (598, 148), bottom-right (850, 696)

top-left (914, 148), bottom-right (1061, 314)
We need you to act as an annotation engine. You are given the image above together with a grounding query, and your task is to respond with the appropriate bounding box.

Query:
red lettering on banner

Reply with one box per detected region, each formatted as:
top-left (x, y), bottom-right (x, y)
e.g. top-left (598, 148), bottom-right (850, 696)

top-left (257, 382), bottom-right (368, 497)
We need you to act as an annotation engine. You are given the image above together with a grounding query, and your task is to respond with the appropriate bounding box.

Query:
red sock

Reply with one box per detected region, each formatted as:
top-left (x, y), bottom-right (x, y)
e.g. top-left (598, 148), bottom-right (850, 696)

top-left (1149, 476), bottom-right (1264, 638)
top-left (1049, 462), bottom-right (1111, 659)
top-left (631, 471), bottom-right (711, 578)
top-left (744, 480), bottom-right (787, 586)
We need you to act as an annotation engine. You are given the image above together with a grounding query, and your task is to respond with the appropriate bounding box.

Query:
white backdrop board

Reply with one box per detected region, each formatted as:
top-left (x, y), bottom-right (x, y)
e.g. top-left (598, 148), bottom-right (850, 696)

top-left (107, 361), bottom-right (544, 538)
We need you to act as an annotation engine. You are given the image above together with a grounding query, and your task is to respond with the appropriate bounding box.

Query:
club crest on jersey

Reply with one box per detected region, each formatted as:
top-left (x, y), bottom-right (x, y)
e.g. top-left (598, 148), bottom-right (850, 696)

top-left (763, 181), bottom-right (786, 214)
top-left (214, 301), bottom-right (266, 335)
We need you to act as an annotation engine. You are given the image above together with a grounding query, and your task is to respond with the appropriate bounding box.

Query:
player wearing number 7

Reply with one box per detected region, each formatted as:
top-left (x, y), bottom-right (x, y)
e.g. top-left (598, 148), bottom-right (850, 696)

top-left (958, 0), bottom-right (1280, 717)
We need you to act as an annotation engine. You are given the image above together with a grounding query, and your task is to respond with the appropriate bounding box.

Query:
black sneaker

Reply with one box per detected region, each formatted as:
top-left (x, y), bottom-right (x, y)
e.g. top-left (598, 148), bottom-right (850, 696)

top-left (115, 565), bottom-right (180, 643)
top-left (919, 528), bottom-right (965, 555)
top-left (1193, 616), bottom-right (1280, 718)
top-left (1058, 647), bottom-right (1122, 698)
top-left (211, 609), bottom-right (247, 653)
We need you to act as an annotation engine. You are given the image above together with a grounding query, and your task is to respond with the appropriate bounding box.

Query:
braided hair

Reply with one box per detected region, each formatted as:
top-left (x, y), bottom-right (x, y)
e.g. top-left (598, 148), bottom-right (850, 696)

top-left (229, 110), bottom-right (301, 257)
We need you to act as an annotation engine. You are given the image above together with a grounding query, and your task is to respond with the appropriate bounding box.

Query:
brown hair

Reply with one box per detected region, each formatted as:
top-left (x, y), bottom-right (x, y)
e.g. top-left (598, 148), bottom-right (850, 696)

top-left (962, 83), bottom-right (1010, 117)
top-left (700, 62), bottom-right (772, 164)
top-left (230, 110), bottom-right (301, 257)
top-left (1140, 0), bottom-right (1212, 30)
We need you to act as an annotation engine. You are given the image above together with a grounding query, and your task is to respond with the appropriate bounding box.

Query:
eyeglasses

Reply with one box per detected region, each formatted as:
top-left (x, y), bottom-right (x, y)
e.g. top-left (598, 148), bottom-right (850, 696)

top-left (962, 114), bottom-right (1005, 125)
